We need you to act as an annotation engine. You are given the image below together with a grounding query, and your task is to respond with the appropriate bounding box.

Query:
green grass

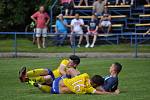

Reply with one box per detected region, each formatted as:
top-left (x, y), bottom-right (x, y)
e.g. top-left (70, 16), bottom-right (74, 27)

top-left (0, 58), bottom-right (150, 100)
top-left (0, 39), bottom-right (150, 53)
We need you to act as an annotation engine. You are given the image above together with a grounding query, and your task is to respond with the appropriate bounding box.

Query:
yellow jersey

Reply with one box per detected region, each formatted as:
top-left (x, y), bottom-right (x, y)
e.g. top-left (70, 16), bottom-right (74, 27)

top-left (53, 59), bottom-right (69, 78)
top-left (63, 73), bottom-right (96, 94)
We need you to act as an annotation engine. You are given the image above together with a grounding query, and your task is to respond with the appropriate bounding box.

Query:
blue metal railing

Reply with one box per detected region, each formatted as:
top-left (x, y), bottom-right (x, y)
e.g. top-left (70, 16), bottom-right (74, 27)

top-left (50, 0), bottom-right (58, 33)
top-left (0, 32), bottom-right (150, 58)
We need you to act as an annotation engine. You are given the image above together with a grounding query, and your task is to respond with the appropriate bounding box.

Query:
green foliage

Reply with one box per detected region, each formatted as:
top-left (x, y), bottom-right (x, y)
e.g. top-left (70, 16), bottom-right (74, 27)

top-left (0, 0), bottom-right (53, 31)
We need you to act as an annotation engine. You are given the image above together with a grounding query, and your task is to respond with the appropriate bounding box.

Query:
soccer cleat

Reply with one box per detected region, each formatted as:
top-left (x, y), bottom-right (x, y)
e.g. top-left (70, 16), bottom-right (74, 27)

top-left (85, 43), bottom-right (90, 48)
top-left (19, 67), bottom-right (26, 82)
top-left (33, 82), bottom-right (39, 87)
top-left (28, 80), bottom-right (36, 86)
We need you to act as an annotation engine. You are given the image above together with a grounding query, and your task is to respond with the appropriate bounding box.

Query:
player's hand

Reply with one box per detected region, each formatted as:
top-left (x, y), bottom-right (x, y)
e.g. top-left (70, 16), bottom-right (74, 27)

top-left (114, 89), bottom-right (120, 94)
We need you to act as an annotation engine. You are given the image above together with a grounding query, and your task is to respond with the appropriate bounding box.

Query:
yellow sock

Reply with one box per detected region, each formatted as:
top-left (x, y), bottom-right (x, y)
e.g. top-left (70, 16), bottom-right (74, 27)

top-left (39, 85), bottom-right (51, 93)
top-left (27, 68), bottom-right (47, 77)
top-left (31, 76), bottom-right (46, 83)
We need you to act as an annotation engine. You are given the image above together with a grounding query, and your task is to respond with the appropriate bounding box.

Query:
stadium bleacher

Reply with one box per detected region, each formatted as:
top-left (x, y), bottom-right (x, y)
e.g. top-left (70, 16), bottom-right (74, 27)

top-left (50, 0), bottom-right (150, 44)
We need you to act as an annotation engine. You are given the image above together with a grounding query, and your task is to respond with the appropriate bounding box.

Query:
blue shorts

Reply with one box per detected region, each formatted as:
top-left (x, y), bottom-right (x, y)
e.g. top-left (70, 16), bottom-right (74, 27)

top-left (47, 69), bottom-right (55, 81)
top-left (51, 77), bottom-right (62, 94)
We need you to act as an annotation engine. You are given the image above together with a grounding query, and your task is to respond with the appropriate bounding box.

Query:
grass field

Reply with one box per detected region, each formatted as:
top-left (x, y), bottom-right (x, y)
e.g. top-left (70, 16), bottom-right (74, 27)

top-left (0, 58), bottom-right (150, 100)
top-left (0, 39), bottom-right (150, 53)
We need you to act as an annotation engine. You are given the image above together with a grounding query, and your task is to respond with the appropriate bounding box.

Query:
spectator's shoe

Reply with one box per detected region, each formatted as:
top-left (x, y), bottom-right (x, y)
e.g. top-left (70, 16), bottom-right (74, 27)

top-left (38, 46), bottom-right (41, 49)
top-left (19, 67), bottom-right (27, 82)
top-left (90, 44), bottom-right (95, 48)
top-left (77, 44), bottom-right (80, 48)
top-left (85, 44), bottom-right (90, 48)
top-left (42, 43), bottom-right (46, 48)
top-left (42, 45), bottom-right (46, 48)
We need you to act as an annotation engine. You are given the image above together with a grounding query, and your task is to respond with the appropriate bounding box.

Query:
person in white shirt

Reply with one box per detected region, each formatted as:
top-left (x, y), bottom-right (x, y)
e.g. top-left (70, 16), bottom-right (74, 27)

top-left (70, 13), bottom-right (84, 47)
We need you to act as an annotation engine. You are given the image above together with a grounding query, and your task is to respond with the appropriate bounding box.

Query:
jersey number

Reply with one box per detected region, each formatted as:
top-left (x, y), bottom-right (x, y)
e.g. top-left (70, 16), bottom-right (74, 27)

top-left (72, 80), bottom-right (85, 92)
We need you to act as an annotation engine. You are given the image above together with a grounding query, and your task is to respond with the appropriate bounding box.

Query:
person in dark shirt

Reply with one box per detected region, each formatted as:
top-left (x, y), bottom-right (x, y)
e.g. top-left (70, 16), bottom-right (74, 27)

top-left (97, 62), bottom-right (123, 92)
top-left (85, 14), bottom-right (99, 48)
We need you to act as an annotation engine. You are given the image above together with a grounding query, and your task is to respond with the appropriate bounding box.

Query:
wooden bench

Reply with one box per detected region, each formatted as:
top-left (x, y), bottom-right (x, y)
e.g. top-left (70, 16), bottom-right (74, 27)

top-left (139, 14), bottom-right (150, 17)
top-left (144, 5), bottom-right (150, 7)
top-left (52, 24), bottom-right (123, 28)
top-left (135, 23), bottom-right (150, 27)
top-left (60, 15), bottom-right (126, 19)
top-left (139, 14), bottom-right (150, 23)
top-left (74, 5), bottom-right (131, 9)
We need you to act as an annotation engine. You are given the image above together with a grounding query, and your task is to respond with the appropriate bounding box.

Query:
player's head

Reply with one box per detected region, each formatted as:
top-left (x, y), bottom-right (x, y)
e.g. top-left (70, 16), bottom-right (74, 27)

top-left (109, 62), bottom-right (123, 75)
top-left (91, 75), bottom-right (104, 88)
top-left (75, 13), bottom-right (80, 19)
top-left (39, 5), bottom-right (45, 12)
top-left (68, 55), bottom-right (80, 68)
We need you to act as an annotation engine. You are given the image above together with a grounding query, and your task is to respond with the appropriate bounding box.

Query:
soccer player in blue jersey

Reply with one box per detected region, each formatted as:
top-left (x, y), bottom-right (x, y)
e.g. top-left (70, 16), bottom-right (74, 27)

top-left (97, 62), bottom-right (122, 92)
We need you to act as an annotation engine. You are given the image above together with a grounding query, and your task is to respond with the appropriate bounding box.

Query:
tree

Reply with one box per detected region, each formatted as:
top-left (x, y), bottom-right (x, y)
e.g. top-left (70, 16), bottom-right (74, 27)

top-left (0, 0), bottom-right (53, 31)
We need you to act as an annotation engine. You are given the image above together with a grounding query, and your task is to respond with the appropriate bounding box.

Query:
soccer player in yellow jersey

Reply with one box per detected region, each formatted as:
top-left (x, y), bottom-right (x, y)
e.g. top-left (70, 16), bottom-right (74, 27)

top-left (32, 73), bottom-right (119, 94)
top-left (19, 55), bottom-right (80, 84)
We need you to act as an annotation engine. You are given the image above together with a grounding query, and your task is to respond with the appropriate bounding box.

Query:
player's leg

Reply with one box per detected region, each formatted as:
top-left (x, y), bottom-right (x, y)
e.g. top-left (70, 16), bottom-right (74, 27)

top-left (29, 75), bottom-right (53, 84)
top-left (34, 83), bottom-right (51, 93)
top-left (27, 68), bottom-right (49, 77)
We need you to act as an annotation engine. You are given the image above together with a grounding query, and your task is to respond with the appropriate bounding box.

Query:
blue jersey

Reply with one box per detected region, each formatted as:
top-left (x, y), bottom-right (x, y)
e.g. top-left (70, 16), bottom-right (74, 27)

top-left (102, 75), bottom-right (118, 92)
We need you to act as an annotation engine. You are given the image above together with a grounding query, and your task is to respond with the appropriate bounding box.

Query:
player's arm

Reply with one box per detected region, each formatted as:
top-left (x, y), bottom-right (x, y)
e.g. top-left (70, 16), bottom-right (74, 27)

top-left (94, 90), bottom-right (119, 95)
top-left (66, 68), bottom-right (80, 77)
top-left (59, 64), bottom-right (67, 76)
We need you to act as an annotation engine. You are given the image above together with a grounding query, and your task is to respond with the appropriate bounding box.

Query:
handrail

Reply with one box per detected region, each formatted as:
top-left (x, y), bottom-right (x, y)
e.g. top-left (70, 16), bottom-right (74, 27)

top-left (50, 0), bottom-right (58, 33)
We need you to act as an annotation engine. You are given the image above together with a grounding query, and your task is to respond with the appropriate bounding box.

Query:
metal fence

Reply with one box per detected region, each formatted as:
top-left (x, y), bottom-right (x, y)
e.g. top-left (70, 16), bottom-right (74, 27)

top-left (0, 32), bottom-right (149, 58)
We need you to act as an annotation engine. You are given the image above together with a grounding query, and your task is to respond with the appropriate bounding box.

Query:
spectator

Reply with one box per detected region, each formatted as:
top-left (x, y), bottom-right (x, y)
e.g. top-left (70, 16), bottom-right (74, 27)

top-left (61, 0), bottom-right (75, 16)
top-left (78, 0), bottom-right (88, 6)
top-left (55, 14), bottom-right (68, 46)
top-left (70, 13), bottom-right (84, 48)
top-left (99, 12), bottom-right (111, 34)
top-left (31, 5), bottom-right (50, 49)
top-left (146, 0), bottom-right (150, 4)
top-left (93, 0), bottom-right (106, 16)
top-left (85, 14), bottom-right (99, 48)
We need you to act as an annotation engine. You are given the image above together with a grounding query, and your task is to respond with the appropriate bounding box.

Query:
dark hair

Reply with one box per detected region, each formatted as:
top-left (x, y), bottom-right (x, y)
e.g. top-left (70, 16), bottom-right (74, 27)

top-left (114, 62), bottom-right (122, 74)
top-left (91, 75), bottom-right (104, 88)
top-left (69, 55), bottom-right (80, 65)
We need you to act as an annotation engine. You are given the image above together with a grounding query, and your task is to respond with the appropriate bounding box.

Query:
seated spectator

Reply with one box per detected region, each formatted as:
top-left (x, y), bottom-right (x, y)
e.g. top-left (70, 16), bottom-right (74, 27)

top-left (60, 0), bottom-right (75, 16)
top-left (115, 0), bottom-right (125, 5)
top-left (93, 0), bottom-right (106, 16)
top-left (70, 13), bottom-right (84, 48)
top-left (78, 0), bottom-right (88, 6)
top-left (146, 0), bottom-right (150, 4)
top-left (85, 14), bottom-right (99, 48)
top-left (55, 14), bottom-right (68, 46)
top-left (99, 12), bottom-right (111, 34)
